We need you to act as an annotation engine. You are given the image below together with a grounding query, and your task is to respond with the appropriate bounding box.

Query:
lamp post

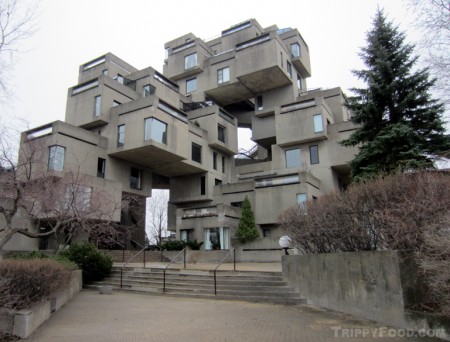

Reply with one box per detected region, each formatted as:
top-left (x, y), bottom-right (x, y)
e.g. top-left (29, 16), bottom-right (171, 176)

top-left (279, 235), bottom-right (291, 255)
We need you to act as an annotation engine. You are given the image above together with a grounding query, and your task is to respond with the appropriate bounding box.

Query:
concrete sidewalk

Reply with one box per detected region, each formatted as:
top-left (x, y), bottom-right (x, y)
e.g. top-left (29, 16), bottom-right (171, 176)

top-left (24, 290), bottom-right (438, 342)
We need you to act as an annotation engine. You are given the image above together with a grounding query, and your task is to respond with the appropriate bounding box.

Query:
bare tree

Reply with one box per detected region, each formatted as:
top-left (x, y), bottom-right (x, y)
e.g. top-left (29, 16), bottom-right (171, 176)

top-left (0, 0), bottom-right (40, 97)
top-left (146, 190), bottom-right (169, 246)
top-left (404, 0), bottom-right (450, 107)
top-left (0, 126), bottom-right (123, 250)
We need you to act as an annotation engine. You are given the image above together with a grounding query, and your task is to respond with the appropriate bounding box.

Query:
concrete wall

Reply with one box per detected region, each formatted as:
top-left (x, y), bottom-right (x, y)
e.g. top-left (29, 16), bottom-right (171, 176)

top-left (282, 251), bottom-right (450, 338)
top-left (0, 270), bottom-right (82, 339)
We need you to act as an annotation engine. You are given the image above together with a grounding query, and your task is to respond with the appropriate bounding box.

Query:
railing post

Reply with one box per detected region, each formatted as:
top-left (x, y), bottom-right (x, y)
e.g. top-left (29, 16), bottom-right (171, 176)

top-left (122, 248), bottom-right (125, 262)
top-left (214, 270), bottom-right (217, 295)
top-left (163, 269), bottom-right (166, 292)
top-left (120, 268), bottom-right (123, 288)
top-left (143, 250), bottom-right (146, 268)
top-left (233, 248), bottom-right (236, 271)
top-left (183, 248), bottom-right (186, 269)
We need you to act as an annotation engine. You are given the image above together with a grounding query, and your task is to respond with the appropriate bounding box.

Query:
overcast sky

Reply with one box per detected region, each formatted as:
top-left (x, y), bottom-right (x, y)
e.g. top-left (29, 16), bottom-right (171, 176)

top-left (4, 0), bottom-right (419, 149)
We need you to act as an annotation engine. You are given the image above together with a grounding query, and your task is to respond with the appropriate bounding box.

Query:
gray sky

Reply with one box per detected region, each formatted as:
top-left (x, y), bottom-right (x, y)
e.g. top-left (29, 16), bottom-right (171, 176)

top-left (5, 0), bottom-right (419, 149)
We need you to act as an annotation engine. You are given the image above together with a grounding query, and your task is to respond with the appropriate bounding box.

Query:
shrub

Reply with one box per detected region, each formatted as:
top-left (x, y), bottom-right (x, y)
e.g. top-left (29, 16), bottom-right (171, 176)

top-left (186, 239), bottom-right (203, 250)
top-left (235, 196), bottom-right (259, 243)
top-left (5, 251), bottom-right (78, 270)
top-left (161, 240), bottom-right (186, 251)
top-left (59, 242), bottom-right (112, 282)
top-left (0, 259), bottom-right (70, 310)
top-left (278, 171), bottom-right (450, 316)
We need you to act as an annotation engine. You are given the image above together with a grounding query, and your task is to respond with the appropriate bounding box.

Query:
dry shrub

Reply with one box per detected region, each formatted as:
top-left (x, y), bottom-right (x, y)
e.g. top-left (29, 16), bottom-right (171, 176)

top-left (278, 171), bottom-right (450, 316)
top-left (0, 259), bottom-right (70, 310)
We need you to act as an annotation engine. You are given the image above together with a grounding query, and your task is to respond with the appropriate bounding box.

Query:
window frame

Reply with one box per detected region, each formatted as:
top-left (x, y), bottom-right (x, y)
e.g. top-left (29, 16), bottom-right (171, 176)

top-left (186, 77), bottom-right (197, 93)
top-left (218, 125), bottom-right (226, 143)
top-left (144, 117), bottom-right (167, 144)
top-left (285, 148), bottom-right (302, 168)
top-left (217, 67), bottom-right (230, 84)
top-left (287, 61), bottom-right (292, 78)
top-left (117, 125), bottom-right (125, 147)
top-left (184, 52), bottom-right (197, 70)
top-left (213, 152), bottom-right (217, 170)
top-left (192, 143), bottom-right (202, 163)
top-left (291, 43), bottom-right (300, 58)
top-left (130, 167), bottom-right (142, 190)
top-left (97, 158), bottom-right (106, 178)
top-left (313, 114), bottom-right (324, 133)
top-left (48, 145), bottom-right (65, 172)
top-left (309, 145), bottom-right (319, 165)
top-left (94, 95), bottom-right (101, 117)
top-left (143, 84), bottom-right (155, 97)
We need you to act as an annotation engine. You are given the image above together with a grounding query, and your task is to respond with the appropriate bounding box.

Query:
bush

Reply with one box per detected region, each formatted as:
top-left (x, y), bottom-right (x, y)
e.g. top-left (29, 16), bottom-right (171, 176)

top-left (235, 196), bottom-right (259, 243)
top-left (161, 240), bottom-right (186, 251)
top-left (5, 251), bottom-right (78, 270)
top-left (59, 242), bottom-right (112, 282)
top-left (0, 259), bottom-right (70, 310)
top-left (186, 239), bottom-right (203, 250)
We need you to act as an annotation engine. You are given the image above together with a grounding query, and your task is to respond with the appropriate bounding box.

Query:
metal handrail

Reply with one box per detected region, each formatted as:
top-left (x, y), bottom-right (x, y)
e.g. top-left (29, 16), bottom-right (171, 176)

top-left (120, 246), bottom-right (147, 288)
top-left (163, 248), bottom-right (186, 292)
top-left (212, 248), bottom-right (236, 295)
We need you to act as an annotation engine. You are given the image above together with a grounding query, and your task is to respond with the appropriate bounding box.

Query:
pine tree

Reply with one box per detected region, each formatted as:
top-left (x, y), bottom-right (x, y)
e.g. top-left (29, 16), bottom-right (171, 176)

top-left (342, 9), bottom-right (449, 180)
top-left (235, 196), bottom-right (259, 243)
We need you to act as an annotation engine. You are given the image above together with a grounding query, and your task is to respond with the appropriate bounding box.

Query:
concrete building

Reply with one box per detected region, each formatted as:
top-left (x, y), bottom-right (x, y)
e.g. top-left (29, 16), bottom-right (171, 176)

top-left (11, 19), bottom-right (357, 251)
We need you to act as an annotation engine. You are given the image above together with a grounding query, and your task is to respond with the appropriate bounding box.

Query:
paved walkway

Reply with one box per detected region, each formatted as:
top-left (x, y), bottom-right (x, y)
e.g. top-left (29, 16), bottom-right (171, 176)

top-left (24, 290), bottom-right (439, 342)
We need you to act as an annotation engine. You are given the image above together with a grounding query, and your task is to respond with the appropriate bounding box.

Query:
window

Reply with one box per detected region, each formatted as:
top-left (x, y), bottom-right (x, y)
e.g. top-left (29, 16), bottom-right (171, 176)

top-left (94, 96), bottom-right (101, 117)
top-left (218, 125), bottom-right (225, 143)
top-left (263, 228), bottom-right (271, 238)
top-left (291, 43), bottom-right (300, 57)
top-left (314, 114), bottom-right (324, 133)
top-left (222, 156), bottom-right (225, 173)
top-left (184, 53), bottom-right (197, 69)
top-left (117, 125), bottom-right (125, 147)
top-left (144, 118), bottom-right (167, 144)
top-left (280, 52), bottom-right (283, 68)
top-left (200, 176), bottom-right (206, 195)
top-left (112, 100), bottom-right (121, 107)
top-left (204, 227), bottom-right (229, 250)
top-left (215, 179), bottom-right (222, 186)
top-left (296, 193), bottom-right (307, 207)
top-left (213, 152), bottom-right (217, 170)
top-left (217, 67), bottom-right (230, 84)
top-left (48, 145), bottom-right (65, 171)
top-left (180, 229), bottom-right (194, 242)
top-left (97, 158), bottom-right (106, 178)
top-left (286, 148), bottom-right (301, 168)
top-left (143, 84), bottom-right (155, 97)
top-left (297, 74), bottom-right (302, 91)
top-left (102, 69), bottom-right (108, 76)
top-left (256, 95), bottom-right (263, 111)
top-left (130, 168), bottom-right (142, 190)
top-left (231, 201), bottom-right (243, 208)
top-left (287, 61), bottom-right (292, 78)
top-left (64, 184), bottom-right (92, 211)
top-left (192, 143), bottom-right (202, 163)
top-left (309, 145), bottom-right (319, 164)
top-left (186, 78), bottom-right (197, 93)
top-left (114, 74), bottom-right (124, 84)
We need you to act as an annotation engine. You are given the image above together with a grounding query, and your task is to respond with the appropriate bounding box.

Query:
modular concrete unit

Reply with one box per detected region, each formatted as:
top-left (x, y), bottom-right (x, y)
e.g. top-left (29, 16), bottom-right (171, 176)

top-left (16, 19), bottom-right (357, 251)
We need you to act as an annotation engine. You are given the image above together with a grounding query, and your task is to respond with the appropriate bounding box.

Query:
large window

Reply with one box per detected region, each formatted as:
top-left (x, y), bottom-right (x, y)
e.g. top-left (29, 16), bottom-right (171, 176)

top-left (97, 158), bottom-right (106, 178)
top-left (63, 184), bottom-right (92, 211)
top-left (48, 145), bottom-right (65, 171)
top-left (180, 229), bottom-right (194, 242)
top-left (184, 53), bottom-right (197, 70)
top-left (192, 143), bottom-right (202, 163)
top-left (286, 148), bottom-right (301, 168)
top-left (217, 67), bottom-right (230, 84)
top-left (291, 43), bottom-right (300, 57)
top-left (313, 114), bottom-right (324, 133)
top-left (186, 78), bottom-right (197, 93)
top-left (144, 118), bottom-right (167, 144)
top-left (218, 125), bottom-right (226, 143)
top-left (94, 96), bottom-right (101, 117)
top-left (130, 168), bottom-right (142, 190)
top-left (143, 84), bottom-right (155, 97)
top-left (204, 227), bottom-right (229, 250)
top-left (117, 125), bottom-right (125, 147)
top-left (309, 145), bottom-right (319, 164)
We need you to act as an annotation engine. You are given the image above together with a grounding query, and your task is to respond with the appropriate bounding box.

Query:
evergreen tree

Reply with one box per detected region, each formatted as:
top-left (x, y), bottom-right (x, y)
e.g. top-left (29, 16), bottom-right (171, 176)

top-left (235, 196), bottom-right (259, 243)
top-left (342, 9), bottom-right (449, 180)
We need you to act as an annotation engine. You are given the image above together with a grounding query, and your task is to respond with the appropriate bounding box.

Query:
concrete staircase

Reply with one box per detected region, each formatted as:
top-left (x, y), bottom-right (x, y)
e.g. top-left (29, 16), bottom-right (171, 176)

top-left (86, 266), bottom-right (305, 305)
